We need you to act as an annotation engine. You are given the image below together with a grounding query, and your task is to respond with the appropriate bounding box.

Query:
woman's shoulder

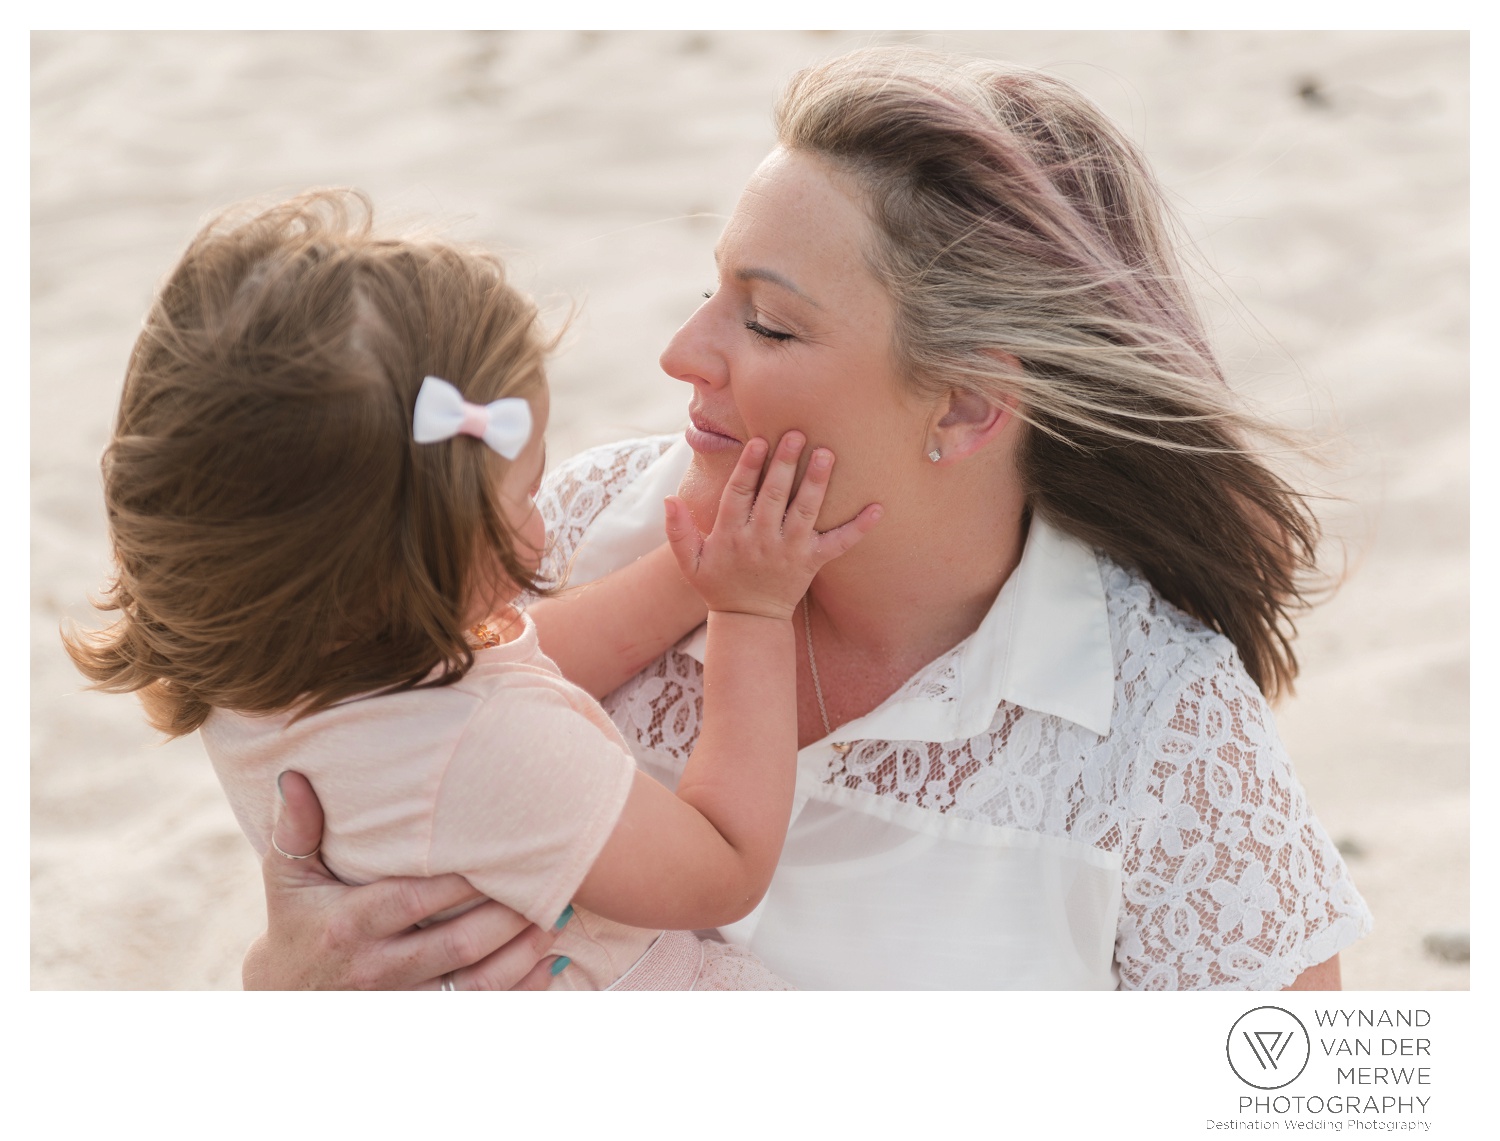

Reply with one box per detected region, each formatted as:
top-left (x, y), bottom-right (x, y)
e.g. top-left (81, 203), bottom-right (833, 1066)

top-left (1097, 553), bottom-right (1259, 725)
top-left (549, 433), bottom-right (679, 482)
top-left (1095, 551), bottom-right (1295, 789)
top-left (1091, 556), bottom-right (1373, 990)
top-left (538, 435), bottom-right (679, 528)
top-left (535, 435), bottom-right (679, 575)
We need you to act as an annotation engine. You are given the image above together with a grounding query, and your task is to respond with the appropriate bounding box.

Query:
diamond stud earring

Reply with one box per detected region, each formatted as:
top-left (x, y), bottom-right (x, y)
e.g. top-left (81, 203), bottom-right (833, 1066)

top-left (927, 448), bottom-right (942, 463)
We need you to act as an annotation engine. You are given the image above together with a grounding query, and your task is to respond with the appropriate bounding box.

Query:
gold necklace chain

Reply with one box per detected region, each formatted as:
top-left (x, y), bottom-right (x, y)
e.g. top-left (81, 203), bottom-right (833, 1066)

top-left (803, 594), bottom-right (834, 737)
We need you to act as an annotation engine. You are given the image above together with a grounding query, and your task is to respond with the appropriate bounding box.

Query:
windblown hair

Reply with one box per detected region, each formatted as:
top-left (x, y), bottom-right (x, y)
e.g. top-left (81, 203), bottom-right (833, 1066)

top-left (776, 48), bottom-right (1323, 698)
top-left (64, 189), bottom-right (553, 736)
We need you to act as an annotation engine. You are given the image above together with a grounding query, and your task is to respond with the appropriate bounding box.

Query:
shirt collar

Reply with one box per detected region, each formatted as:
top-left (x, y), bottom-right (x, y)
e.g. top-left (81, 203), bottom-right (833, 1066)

top-left (567, 435), bottom-right (1115, 742)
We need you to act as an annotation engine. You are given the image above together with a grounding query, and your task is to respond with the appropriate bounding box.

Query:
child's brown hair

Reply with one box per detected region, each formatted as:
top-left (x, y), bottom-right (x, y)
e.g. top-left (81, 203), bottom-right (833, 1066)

top-left (64, 189), bottom-right (553, 736)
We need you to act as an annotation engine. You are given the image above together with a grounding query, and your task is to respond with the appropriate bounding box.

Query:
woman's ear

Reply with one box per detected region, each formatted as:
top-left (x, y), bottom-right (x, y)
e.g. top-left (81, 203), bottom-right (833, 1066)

top-left (929, 373), bottom-right (1021, 465)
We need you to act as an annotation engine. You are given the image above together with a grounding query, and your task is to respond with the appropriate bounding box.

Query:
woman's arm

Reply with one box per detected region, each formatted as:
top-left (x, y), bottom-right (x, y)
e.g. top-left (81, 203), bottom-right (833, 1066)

top-left (1284, 955), bottom-right (1342, 991)
top-left (1115, 648), bottom-right (1371, 991)
top-left (528, 543), bottom-right (706, 700)
top-left (244, 772), bottom-right (563, 990)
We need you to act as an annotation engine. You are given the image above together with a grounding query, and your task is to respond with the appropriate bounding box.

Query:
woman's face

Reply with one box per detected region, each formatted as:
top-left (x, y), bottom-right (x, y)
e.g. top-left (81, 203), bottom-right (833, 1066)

top-left (660, 147), bottom-right (932, 532)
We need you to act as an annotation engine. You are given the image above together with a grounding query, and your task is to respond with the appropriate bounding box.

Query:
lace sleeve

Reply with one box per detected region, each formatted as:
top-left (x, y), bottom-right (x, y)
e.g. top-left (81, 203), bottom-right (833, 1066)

top-left (1114, 651), bottom-right (1373, 990)
top-left (534, 435), bottom-right (679, 587)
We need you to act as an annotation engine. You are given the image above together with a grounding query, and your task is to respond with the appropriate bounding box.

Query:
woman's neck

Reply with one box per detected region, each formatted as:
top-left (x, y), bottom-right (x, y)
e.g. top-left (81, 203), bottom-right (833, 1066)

top-left (805, 472), bottom-right (1029, 692)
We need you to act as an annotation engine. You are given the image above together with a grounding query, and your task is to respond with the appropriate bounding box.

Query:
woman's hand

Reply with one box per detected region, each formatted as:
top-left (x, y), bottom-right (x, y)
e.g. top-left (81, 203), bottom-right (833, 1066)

top-left (244, 771), bottom-right (565, 990)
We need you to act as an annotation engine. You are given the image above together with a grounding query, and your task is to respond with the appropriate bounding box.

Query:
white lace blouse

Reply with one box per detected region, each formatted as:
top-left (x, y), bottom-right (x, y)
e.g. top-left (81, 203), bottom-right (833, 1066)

top-left (534, 436), bottom-right (1373, 990)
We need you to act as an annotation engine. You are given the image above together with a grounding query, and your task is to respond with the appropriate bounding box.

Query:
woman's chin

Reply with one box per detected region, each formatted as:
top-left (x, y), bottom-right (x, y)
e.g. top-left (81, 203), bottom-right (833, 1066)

top-left (676, 456), bottom-right (729, 534)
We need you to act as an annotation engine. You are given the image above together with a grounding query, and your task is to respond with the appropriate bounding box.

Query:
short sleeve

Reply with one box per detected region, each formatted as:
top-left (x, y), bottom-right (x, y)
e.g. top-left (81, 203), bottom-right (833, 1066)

top-left (1114, 651), bottom-right (1373, 990)
top-left (426, 677), bottom-right (638, 929)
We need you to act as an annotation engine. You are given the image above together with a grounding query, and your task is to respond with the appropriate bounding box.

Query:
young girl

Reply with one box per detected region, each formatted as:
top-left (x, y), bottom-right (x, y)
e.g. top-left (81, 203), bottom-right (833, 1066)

top-left (65, 188), bottom-right (881, 990)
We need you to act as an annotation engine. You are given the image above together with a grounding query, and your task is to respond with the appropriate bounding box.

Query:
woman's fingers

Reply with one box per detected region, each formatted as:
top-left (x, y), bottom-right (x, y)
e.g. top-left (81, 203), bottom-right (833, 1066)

top-left (438, 917), bottom-right (565, 991)
top-left (263, 770), bottom-right (340, 892)
top-left (270, 770), bottom-right (324, 859)
top-left (750, 431), bottom-right (804, 527)
top-left (510, 957), bottom-right (567, 991)
top-left (268, 770), bottom-right (485, 939)
top-left (350, 874), bottom-right (487, 942)
top-left (398, 900), bottom-right (548, 990)
top-left (813, 502), bottom-right (884, 565)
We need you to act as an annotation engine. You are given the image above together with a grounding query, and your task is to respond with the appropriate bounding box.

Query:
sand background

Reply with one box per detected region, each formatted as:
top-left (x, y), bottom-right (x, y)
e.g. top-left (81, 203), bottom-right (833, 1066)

top-left (30, 30), bottom-right (1469, 989)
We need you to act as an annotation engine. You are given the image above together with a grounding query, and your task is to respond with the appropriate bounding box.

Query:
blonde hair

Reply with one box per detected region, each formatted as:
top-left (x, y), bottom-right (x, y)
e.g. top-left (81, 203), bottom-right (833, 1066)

top-left (64, 189), bottom-right (553, 736)
top-left (776, 48), bottom-right (1322, 698)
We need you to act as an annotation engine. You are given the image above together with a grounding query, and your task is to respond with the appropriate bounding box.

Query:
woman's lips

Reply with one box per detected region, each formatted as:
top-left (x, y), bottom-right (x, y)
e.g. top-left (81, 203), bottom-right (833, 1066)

top-left (685, 413), bottom-right (743, 455)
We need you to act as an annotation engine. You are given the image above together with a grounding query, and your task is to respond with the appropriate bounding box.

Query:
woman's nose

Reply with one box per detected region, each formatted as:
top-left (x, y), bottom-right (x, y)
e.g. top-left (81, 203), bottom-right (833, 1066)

top-left (659, 301), bottom-right (727, 390)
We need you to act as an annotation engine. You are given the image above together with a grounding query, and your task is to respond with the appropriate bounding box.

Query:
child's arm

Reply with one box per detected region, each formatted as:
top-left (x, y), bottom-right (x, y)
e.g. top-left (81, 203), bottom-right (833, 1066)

top-left (569, 432), bottom-right (882, 932)
top-left (528, 544), bottom-right (706, 700)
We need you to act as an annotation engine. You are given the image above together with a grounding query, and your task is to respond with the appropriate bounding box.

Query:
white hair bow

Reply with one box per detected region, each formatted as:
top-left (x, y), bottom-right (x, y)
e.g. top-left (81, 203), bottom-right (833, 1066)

top-left (412, 376), bottom-right (532, 460)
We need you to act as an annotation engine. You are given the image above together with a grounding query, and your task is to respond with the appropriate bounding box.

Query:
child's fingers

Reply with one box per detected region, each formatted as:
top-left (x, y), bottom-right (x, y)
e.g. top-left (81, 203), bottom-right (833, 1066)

top-left (717, 438), bottom-right (769, 525)
top-left (663, 496), bottom-right (705, 574)
top-left (784, 446), bottom-right (834, 539)
top-left (812, 503), bottom-right (884, 566)
top-left (750, 431), bottom-right (805, 529)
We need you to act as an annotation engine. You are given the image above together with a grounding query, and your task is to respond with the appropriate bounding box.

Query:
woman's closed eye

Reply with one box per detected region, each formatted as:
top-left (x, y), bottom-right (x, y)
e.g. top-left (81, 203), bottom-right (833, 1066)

top-left (699, 290), bottom-right (795, 344)
top-left (744, 317), bottom-right (794, 343)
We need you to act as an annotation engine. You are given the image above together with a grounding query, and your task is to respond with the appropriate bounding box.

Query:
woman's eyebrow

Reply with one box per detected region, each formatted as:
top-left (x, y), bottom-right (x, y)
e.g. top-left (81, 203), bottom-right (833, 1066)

top-left (712, 249), bottom-right (821, 307)
top-left (734, 266), bottom-right (821, 307)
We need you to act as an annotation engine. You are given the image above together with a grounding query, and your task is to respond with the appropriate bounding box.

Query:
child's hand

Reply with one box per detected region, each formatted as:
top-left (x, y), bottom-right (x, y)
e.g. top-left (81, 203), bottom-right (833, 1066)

top-left (662, 431), bottom-right (882, 621)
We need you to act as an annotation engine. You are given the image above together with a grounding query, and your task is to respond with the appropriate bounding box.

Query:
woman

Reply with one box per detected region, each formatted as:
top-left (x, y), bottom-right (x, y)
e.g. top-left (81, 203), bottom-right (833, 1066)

top-left (246, 46), bottom-right (1370, 990)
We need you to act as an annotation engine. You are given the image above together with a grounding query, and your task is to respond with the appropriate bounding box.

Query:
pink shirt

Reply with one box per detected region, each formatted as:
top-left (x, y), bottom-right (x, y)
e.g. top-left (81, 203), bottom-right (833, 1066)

top-left (202, 613), bottom-right (658, 990)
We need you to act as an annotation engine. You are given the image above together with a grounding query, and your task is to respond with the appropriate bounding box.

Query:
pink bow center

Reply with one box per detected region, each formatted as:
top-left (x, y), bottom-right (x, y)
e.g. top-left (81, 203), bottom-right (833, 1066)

top-left (457, 403), bottom-right (491, 440)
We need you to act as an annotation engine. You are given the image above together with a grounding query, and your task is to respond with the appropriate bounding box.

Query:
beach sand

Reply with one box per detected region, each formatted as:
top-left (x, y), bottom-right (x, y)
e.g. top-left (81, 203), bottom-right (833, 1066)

top-left (30, 30), bottom-right (1469, 989)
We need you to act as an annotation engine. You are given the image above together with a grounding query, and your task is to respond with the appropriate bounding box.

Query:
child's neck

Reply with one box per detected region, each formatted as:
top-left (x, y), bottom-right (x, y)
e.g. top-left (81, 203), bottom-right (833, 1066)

top-left (467, 604), bottom-right (527, 649)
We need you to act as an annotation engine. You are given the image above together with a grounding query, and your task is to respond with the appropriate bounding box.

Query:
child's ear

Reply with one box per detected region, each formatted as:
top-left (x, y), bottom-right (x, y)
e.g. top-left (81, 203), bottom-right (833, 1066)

top-left (927, 353), bottom-right (1022, 464)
